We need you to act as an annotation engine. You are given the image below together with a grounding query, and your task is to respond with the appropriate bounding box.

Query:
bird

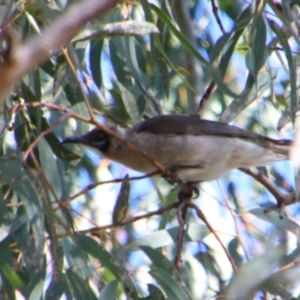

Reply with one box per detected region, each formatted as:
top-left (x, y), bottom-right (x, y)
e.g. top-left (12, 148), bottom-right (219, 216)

top-left (62, 114), bottom-right (292, 184)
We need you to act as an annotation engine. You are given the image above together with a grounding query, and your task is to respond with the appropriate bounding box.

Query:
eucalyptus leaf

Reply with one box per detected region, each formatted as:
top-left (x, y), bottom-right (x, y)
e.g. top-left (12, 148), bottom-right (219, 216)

top-left (112, 174), bottom-right (130, 224)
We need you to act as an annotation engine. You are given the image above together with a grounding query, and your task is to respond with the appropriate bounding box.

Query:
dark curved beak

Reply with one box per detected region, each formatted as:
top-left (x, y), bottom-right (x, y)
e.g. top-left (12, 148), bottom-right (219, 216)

top-left (61, 136), bottom-right (85, 145)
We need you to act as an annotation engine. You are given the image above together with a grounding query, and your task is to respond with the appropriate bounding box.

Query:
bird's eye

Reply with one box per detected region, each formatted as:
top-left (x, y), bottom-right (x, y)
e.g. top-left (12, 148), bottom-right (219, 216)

top-left (86, 130), bottom-right (110, 152)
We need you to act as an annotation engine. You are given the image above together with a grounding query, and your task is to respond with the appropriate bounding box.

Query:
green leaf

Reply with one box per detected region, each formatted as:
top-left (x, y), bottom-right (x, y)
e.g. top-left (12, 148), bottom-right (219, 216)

top-left (61, 237), bottom-right (91, 279)
top-left (150, 269), bottom-right (191, 300)
top-left (44, 129), bottom-right (80, 161)
top-left (75, 234), bottom-right (139, 299)
top-left (210, 3), bottom-right (255, 92)
top-left (0, 239), bottom-right (13, 267)
top-left (109, 83), bottom-right (134, 123)
top-left (0, 189), bottom-right (10, 241)
top-left (210, 65), bottom-right (239, 97)
top-left (228, 238), bottom-right (244, 269)
top-left (196, 250), bottom-right (219, 277)
top-left (150, 4), bottom-right (208, 66)
top-left (40, 58), bottom-right (56, 77)
top-left (45, 273), bottom-right (70, 300)
top-left (269, 20), bottom-right (297, 122)
top-left (109, 38), bottom-right (131, 85)
top-left (0, 158), bottom-right (45, 272)
top-left (112, 174), bottom-right (130, 224)
top-left (89, 39), bottom-right (103, 88)
top-left (140, 246), bottom-right (182, 283)
top-left (221, 69), bottom-right (277, 122)
top-left (66, 269), bottom-right (97, 300)
top-left (38, 138), bottom-right (62, 199)
top-left (28, 279), bottom-right (44, 300)
top-left (145, 284), bottom-right (166, 300)
top-left (210, 33), bottom-right (232, 63)
top-left (116, 80), bottom-right (141, 123)
top-left (99, 280), bottom-right (119, 300)
top-left (226, 250), bottom-right (283, 299)
top-left (281, 0), bottom-right (300, 45)
top-left (246, 14), bottom-right (267, 78)
top-left (248, 207), bottom-right (300, 235)
top-left (234, 4), bottom-right (255, 30)
top-left (116, 36), bottom-right (146, 83)
top-left (0, 264), bottom-right (27, 296)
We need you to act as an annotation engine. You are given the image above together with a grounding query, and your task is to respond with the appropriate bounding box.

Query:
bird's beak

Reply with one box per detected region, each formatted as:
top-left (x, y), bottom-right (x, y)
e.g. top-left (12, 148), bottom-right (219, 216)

top-left (61, 136), bottom-right (86, 145)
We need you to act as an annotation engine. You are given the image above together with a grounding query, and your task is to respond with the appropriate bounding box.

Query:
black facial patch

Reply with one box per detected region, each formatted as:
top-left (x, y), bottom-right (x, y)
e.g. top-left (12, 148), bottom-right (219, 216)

top-left (83, 128), bottom-right (110, 152)
top-left (62, 128), bottom-right (110, 153)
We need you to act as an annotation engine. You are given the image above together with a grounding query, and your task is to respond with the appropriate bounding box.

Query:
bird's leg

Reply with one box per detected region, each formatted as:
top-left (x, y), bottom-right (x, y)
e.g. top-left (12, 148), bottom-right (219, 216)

top-left (162, 164), bottom-right (201, 200)
top-left (162, 164), bottom-right (201, 202)
top-left (164, 164), bottom-right (203, 185)
top-left (178, 182), bottom-right (200, 202)
top-left (174, 182), bottom-right (199, 272)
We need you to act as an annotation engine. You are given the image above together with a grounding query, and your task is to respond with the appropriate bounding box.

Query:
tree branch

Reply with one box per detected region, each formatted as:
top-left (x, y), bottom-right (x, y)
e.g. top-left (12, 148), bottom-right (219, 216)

top-left (239, 167), bottom-right (297, 218)
top-left (0, 0), bottom-right (119, 106)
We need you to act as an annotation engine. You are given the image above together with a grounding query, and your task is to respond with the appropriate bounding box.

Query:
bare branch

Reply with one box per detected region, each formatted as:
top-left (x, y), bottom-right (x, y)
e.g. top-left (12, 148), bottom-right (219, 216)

top-left (189, 202), bottom-right (238, 273)
top-left (75, 201), bottom-right (180, 236)
top-left (210, 0), bottom-right (226, 35)
top-left (0, 0), bottom-right (118, 106)
top-left (57, 172), bottom-right (159, 210)
top-left (239, 167), bottom-right (297, 217)
top-left (197, 81), bottom-right (216, 115)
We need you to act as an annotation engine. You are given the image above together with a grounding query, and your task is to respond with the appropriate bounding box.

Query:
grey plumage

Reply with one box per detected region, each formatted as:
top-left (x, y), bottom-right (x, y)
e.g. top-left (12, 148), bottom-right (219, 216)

top-left (62, 115), bottom-right (292, 183)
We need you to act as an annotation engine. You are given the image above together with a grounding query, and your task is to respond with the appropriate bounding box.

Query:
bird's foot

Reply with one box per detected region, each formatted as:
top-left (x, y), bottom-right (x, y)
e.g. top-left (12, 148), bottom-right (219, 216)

top-left (178, 182), bottom-right (200, 202)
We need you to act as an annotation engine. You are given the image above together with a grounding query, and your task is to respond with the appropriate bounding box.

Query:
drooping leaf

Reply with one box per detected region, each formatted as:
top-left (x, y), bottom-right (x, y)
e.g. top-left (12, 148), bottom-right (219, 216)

top-left (99, 280), bottom-right (119, 300)
top-left (112, 174), bottom-right (130, 224)
top-left (89, 39), bottom-right (104, 89)
top-left (66, 269), bottom-right (97, 300)
top-left (150, 269), bottom-right (191, 300)
top-left (75, 234), bottom-right (139, 299)
top-left (150, 4), bottom-right (208, 66)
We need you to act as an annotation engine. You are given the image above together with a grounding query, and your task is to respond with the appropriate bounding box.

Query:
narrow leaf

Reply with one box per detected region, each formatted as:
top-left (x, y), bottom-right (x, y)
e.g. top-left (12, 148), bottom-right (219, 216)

top-left (112, 174), bottom-right (130, 224)
top-left (99, 280), bottom-right (119, 300)
top-left (0, 264), bottom-right (27, 296)
top-left (150, 269), bottom-right (191, 300)
top-left (150, 4), bottom-right (208, 66)
top-left (75, 234), bottom-right (139, 299)
top-left (66, 269), bottom-right (97, 300)
top-left (89, 39), bottom-right (103, 88)
top-left (38, 138), bottom-right (62, 199)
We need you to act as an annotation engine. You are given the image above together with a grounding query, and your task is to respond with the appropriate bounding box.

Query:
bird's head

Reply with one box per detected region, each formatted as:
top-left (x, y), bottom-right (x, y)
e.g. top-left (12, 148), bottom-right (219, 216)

top-left (62, 127), bottom-right (111, 152)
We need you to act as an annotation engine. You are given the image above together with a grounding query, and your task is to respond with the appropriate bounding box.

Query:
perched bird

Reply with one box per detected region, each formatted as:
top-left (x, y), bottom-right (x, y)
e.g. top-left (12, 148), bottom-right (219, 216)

top-left (62, 114), bottom-right (292, 183)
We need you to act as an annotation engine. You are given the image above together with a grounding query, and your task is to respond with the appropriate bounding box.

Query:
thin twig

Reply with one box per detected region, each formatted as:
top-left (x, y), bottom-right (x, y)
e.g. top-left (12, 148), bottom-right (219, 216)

top-left (197, 81), bottom-right (216, 115)
top-left (61, 46), bottom-right (96, 122)
top-left (56, 172), bottom-right (159, 210)
top-left (217, 180), bottom-right (250, 262)
top-left (210, 0), bottom-right (226, 34)
top-left (174, 201), bottom-right (188, 271)
top-left (76, 201), bottom-right (180, 235)
top-left (188, 202), bottom-right (238, 273)
top-left (173, 185), bottom-right (195, 271)
top-left (22, 113), bottom-right (72, 162)
top-left (239, 167), bottom-right (297, 217)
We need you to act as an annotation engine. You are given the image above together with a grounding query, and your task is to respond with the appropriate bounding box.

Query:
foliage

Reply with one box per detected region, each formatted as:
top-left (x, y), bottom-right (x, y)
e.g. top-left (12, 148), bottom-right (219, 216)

top-left (0, 0), bottom-right (300, 299)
